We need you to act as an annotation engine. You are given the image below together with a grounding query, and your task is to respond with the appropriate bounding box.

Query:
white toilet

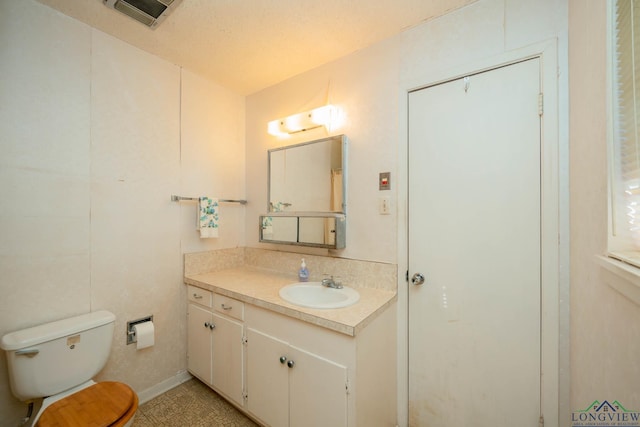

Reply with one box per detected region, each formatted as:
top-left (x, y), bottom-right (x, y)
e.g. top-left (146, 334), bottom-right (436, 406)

top-left (1, 310), bottom-right (138, 427)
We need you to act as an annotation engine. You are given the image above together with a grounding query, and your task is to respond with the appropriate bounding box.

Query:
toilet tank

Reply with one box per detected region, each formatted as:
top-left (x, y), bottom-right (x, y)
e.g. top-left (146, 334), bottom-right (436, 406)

top-left (0, 310), bottom-right (116, 401)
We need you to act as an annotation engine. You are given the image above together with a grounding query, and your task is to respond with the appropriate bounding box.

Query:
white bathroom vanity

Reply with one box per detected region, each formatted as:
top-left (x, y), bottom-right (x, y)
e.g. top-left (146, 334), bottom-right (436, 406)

top-left (184, 266), bottom-right (397, 427)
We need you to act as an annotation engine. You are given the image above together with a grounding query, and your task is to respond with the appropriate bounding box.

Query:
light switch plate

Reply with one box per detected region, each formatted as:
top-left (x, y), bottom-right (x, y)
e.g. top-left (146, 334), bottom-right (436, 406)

top-left (379, 197), bottom-right (391, 215)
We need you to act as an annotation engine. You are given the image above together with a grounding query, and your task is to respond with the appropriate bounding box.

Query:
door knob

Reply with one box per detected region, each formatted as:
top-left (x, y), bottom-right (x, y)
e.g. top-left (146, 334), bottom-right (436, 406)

top-left (411, 272), bottom-right (425, 285)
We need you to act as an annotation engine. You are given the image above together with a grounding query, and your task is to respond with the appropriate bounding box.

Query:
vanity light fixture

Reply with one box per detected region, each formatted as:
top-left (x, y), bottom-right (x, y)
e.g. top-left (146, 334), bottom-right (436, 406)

top-left (267, 105), bottom-right (336, 136)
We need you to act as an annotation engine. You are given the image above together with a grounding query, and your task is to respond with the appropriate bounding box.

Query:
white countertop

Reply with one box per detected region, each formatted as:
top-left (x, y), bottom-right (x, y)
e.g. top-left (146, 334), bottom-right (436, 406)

top-left (184, 266), bottom-right (396, 337)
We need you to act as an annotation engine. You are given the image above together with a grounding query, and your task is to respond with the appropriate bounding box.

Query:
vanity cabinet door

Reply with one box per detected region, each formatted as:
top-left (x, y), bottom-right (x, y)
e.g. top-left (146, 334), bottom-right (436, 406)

top-left (246, 328), bottom-right (289, 427)
top-left (289, 345), bottom-right (348, 427)
top-left (187, 303), bottom-right (213, 385)
top-left (246, 328), bottom-right (348, 427)
top-left (211, 313), bottom-right (244, 407)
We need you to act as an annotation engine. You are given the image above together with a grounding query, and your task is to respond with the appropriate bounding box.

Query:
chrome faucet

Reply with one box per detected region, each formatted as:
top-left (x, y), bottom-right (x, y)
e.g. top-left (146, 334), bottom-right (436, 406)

top-left (321, 275), bottom-right (343, 289)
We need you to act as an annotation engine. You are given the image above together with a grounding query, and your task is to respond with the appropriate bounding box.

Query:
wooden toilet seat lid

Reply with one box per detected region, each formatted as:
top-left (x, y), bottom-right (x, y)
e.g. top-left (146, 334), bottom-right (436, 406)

top-left (36, 381), bottom-right (138, 427)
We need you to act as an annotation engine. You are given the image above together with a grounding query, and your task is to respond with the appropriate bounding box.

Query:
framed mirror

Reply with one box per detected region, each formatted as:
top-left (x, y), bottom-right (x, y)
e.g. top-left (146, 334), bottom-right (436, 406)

top-left (267, 135), bottom-right (347, 214)
top-left (261, 135), bottom-right (347, 249)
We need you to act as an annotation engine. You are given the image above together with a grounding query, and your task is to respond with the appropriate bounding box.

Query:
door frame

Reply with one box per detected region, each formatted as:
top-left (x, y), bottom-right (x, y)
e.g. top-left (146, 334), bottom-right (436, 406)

top-left (396, 39), bottom-right (568, 427)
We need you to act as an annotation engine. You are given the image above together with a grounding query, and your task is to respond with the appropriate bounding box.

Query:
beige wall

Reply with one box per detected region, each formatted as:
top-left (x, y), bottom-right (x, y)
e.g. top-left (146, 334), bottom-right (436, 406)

top-left (245, 37), bottom-right (401, 263)
top-left (0, 1), bottom-right (245, 424)
top-left (569, 0), bottom-right (640, 415)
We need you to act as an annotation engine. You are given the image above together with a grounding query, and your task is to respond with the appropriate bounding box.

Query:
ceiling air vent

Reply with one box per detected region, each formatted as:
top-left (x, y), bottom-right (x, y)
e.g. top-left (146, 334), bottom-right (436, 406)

top-left (103, 0), bottom-right (182, 29)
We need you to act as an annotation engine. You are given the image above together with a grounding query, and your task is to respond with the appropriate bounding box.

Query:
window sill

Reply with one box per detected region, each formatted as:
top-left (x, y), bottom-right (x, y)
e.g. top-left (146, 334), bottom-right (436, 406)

top-left (596, 255), bottom-right (640, 306)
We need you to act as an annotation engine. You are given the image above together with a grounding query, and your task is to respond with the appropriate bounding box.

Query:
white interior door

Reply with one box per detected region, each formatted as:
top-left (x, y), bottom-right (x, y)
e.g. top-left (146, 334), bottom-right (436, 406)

top-left (408, 58), bottom-right (542, 426)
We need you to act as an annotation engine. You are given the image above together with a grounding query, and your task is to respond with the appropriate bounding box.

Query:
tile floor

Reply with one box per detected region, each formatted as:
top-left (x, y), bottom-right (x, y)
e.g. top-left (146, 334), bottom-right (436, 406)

top-left (132, 378), bottom-right (259, 427)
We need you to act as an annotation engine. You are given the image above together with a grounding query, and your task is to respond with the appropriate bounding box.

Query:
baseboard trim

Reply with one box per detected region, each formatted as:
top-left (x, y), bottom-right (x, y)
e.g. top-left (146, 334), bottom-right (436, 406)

top-left (137, 370), bottom-right (193, 404)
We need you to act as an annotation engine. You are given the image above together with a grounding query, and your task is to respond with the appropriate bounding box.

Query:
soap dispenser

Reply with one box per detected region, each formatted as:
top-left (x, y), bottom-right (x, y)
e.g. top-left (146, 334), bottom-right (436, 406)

top-left (298, 258), bottom-right (309, 282)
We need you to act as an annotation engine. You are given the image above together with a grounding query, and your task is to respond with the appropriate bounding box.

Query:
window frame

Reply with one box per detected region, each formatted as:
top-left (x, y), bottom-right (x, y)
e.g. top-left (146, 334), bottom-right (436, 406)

top-left (604, 0), bottom-right (640, 301)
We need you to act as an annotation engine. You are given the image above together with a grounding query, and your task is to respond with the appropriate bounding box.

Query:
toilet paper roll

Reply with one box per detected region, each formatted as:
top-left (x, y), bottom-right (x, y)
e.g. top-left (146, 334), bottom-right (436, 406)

top-left (133, 321), bottom-right (154, 350)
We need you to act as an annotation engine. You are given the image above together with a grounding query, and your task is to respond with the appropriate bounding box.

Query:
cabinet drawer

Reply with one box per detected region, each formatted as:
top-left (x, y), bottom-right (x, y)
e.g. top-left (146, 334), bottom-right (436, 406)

top-left (188, 285), bottom-right (212, 307)
top-left (213, 294), bottom-right (244, 321)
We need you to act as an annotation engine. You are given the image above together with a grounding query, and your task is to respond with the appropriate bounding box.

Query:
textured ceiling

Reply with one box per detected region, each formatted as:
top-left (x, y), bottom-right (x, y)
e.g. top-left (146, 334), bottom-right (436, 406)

top-left (37, 0), bottom-right (477, 95)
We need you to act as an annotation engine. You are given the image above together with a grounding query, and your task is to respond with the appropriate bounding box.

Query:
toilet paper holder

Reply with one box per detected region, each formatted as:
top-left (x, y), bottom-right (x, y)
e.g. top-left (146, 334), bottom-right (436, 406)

top-left (126, 315), bottom-right (153, 345)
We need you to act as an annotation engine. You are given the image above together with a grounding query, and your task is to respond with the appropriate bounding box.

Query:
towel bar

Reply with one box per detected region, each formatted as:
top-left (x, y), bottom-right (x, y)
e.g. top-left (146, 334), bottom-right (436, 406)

top-left (171, 195), bottom-right (247, 204)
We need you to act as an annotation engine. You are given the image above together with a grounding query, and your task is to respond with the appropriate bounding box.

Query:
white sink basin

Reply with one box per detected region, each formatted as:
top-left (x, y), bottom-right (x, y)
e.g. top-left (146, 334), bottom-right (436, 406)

top-left (279, 282), bottom-right (360, 309)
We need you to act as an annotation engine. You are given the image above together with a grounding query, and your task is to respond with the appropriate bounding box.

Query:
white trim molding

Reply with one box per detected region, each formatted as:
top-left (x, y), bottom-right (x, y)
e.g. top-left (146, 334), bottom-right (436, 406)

top-left (596, 255), bottom-right (640, 306)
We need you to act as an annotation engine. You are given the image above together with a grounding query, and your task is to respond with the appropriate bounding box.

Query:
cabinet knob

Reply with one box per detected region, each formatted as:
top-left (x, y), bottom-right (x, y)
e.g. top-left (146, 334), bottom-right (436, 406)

top-left (287, 360), bottom-right (295, 368)
top-left (279, 356), bottom-right (287, 364)
top-left (204, 322), bottom-right (215, 329)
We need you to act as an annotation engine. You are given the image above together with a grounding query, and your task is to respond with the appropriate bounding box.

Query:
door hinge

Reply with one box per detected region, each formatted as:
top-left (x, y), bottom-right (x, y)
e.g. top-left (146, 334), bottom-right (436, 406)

top-left (243, 390), bottom-right (248, 401)
top-left (242, 335), bottom-right (248, 345)
top-left (405, 270), bottom-right (409, 282)
top-left (346, 379), bottom-right (351, 395)
top-left (539, 415), bottom-right (544, 427)
top-left (538, 93), bottom-right (544, 116)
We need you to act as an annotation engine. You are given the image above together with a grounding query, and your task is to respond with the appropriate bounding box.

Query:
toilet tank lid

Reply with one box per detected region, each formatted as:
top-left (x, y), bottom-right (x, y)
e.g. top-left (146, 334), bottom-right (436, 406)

top-left (1, 310), bottom-right (116, 351)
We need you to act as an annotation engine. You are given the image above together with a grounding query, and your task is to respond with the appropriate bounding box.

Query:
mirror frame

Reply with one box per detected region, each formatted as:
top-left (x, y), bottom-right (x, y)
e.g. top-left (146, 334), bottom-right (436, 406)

top-left (258, 213), bottom-right (346, 249)
top-left (261, 135), bottom-right (348, 249)
top-left (266, 134), bottom-right (347, 215)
